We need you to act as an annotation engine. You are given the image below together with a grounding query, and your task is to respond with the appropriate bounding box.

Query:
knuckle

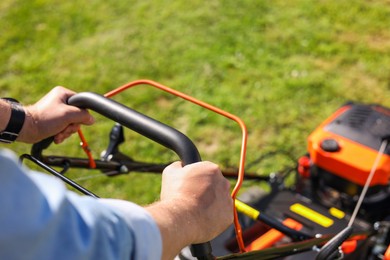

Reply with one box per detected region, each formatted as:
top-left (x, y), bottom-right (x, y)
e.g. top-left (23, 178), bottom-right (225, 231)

top-left (52, 86), bottom-right (66, 93)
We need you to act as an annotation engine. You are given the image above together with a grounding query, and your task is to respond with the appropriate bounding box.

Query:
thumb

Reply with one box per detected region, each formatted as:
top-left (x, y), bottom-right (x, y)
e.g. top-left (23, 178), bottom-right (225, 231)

top-left (163, 161), bottom-right (183, 174)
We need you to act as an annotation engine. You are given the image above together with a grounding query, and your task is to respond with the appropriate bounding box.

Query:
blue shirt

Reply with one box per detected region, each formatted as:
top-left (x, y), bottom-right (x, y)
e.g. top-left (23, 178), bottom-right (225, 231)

top-left (0, 149), bottom-right (162, 260)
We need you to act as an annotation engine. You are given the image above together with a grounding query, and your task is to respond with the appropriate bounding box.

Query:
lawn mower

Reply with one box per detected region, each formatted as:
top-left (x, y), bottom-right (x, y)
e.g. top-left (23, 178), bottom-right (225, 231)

top-left (20, 80), bottom-right (390, 259)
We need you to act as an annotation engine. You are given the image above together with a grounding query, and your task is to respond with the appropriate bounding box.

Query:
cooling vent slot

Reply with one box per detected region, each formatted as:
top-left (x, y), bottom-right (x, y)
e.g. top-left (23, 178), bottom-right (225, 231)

top-left (345, 106), bottom-right (372, 130)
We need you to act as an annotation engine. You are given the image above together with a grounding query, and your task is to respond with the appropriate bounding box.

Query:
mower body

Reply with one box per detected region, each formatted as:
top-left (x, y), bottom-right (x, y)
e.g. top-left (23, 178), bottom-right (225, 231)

top-left (209, 102), bottom-right (390, 259)
top-left (307, 103), bottom-right (390, 222)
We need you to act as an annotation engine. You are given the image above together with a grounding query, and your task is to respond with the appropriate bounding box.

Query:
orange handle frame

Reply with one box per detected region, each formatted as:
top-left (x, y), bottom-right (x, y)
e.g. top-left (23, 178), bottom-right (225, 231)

top-left (79, 79), bottom-right (247, 252)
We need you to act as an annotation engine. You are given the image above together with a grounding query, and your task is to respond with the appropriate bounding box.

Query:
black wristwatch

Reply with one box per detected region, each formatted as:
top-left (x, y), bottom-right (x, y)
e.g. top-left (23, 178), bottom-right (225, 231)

top-left (0, 98), bottom-right (26, 143)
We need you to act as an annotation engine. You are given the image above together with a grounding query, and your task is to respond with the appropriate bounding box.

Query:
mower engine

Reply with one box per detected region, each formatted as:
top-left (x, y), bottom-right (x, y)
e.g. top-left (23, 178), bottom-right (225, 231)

top-left (302, 102), bottom-right (390, 222)
top-left (207, 102), bottom-right (390, 259)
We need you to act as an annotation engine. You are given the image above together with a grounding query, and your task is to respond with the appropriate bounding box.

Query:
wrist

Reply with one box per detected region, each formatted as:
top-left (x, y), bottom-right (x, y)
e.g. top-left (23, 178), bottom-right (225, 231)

top-left (17, 106), bottom-right (39, 144)
top-left (146, 199), bottom-right (199, 259)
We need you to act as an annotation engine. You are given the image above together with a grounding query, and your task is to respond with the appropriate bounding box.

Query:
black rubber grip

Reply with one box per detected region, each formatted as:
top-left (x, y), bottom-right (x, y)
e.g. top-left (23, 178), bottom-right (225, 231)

top-left (68, 92), bottom-right (213, 259)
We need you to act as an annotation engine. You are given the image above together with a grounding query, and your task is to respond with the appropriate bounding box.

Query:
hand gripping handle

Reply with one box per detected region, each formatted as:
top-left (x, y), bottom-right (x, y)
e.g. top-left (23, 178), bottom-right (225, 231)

top-left (68, 92), bottom-right (214, 260)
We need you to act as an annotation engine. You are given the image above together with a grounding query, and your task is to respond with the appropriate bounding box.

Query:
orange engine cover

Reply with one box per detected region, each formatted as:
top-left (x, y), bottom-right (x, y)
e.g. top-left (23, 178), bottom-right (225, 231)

top-left (308, 103), bottom-right (390, 191)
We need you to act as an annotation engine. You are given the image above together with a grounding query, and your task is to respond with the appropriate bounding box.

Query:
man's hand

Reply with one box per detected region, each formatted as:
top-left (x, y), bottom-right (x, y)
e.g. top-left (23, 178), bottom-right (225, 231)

top-left (147, 161), bottom-right (233, 260)
top-left (161, 161), bottom-right (233, 243)
top-left (18, 86), bottom-right (94, 144)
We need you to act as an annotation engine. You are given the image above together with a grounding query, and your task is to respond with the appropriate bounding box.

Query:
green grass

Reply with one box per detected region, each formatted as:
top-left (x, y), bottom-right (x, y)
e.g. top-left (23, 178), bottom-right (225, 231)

top-left (1, 0), bottom-right (390, 204)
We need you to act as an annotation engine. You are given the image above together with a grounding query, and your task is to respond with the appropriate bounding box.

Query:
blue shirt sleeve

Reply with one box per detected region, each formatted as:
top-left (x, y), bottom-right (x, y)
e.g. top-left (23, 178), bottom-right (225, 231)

top-left (0, 149), bottom-right (162, 260)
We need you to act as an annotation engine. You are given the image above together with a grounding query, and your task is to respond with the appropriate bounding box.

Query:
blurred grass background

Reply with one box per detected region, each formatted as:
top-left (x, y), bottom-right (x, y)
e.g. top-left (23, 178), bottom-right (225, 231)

top-left (1, 0), bottom-right (390, 204)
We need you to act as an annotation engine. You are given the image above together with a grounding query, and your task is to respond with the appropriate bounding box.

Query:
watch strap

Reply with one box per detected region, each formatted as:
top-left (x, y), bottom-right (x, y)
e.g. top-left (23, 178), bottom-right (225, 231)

top-left (0, 98), bottom-right (26, 143)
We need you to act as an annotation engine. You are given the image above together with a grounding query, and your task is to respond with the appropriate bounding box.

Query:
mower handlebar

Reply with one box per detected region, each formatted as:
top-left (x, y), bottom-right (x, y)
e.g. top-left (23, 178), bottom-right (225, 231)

top-left (68, 92), bottom-right (201, 165)
top-left (67, 92), bottom-right (213, 260)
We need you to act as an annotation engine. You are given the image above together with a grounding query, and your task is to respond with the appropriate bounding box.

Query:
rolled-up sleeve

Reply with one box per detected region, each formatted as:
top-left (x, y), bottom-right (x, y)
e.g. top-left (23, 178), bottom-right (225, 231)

top-left (0, 149), bottom-right (162, 260)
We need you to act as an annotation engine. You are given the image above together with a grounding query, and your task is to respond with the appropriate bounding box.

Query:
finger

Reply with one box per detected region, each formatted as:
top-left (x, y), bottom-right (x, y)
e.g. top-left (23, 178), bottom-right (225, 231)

top-left (65, 108), bottom-right (95, 126)
top-left (59, 124), bottom-right (79, 134)
top-left (53, 133), bottom-right (66, 144)
top-left (184, 161), bottom-right (221, 175)
top-left (51, 86), bottom-right (77, 102)
top-left (52, 86), bottom-right (95, 126)
top-left (53, 124), bottom-right (80, 144)
top-left (54, 131), bottom-right (74, 144)
top-left (163, 161), bottom-right (183, 174)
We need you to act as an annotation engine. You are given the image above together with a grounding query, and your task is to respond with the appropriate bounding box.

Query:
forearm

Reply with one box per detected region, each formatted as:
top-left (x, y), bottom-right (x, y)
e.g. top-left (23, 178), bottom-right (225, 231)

top-left (16, 105), bottom-right (42, 143)
top-left (0, 150), bottom-right (160, 260)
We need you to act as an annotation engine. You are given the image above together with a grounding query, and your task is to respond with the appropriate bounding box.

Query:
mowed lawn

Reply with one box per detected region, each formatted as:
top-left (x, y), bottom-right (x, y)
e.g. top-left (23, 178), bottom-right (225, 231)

top-left (1, 0), bottom-right (390, 204)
